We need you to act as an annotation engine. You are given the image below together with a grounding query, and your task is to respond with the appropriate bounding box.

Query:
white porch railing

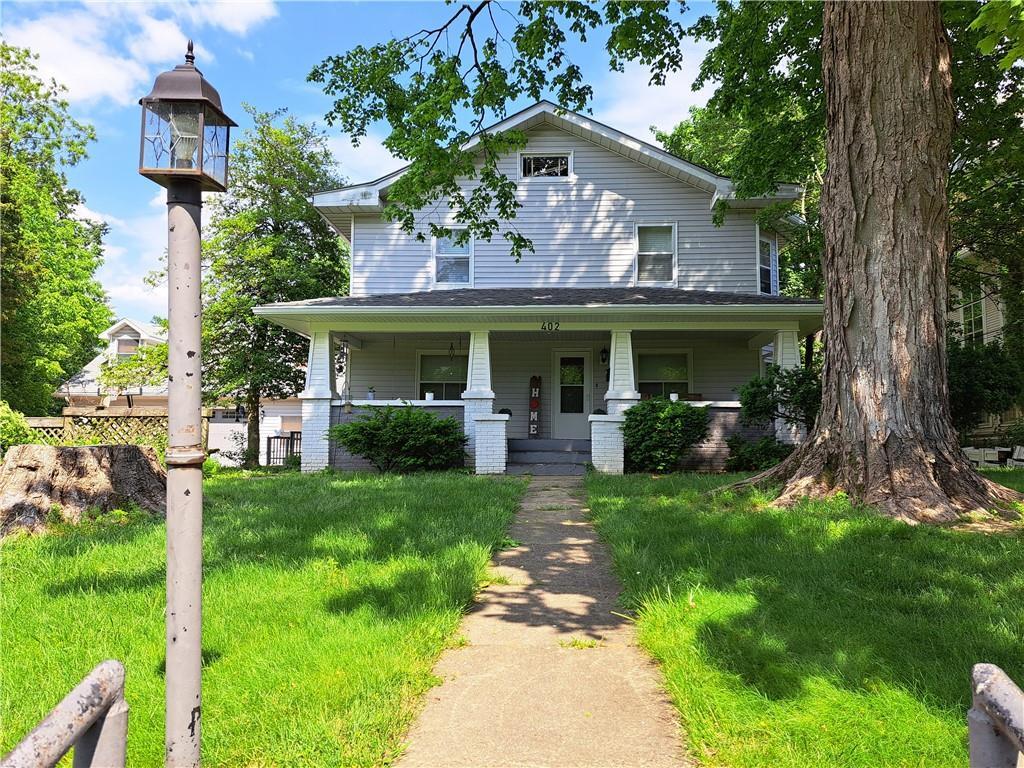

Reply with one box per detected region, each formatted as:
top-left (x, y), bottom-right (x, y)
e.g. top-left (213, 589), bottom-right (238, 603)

top-left (1, 661), bottom-right (128, 768)
top-left (969, 663), bottom-right (1024, 768)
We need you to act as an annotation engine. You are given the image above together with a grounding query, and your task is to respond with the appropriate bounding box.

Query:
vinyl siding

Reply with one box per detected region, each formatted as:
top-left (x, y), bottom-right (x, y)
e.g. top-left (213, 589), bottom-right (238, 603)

top-left (351, 124), bottom-right (759, 296)
top-left (345, 333), bottom-right (761, 440)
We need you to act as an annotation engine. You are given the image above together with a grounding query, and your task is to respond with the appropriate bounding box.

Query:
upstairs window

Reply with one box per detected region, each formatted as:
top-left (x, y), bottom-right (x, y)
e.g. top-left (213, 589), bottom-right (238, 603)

top-left (434, 230), bottom-right (472, 286)
top-left (636, 224), bottom-right (676, 284)
top-left (521, 153), bottom-right (571, 179)
top-left (419, 353), bottom-right (468, 400)
top-left (759, 234), bottom-right (779, 295)
top-left (637, 352), bottom-right (690, 399)
top-left (116, 337), bottom-right (139, 359)
top-left (961, 286), bottom-right (985, 346)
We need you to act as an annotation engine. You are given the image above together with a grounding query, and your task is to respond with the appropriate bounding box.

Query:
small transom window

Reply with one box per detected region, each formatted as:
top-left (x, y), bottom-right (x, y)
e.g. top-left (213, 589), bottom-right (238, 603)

top-left (521, 154), bottom-right (570, 178)
top-left (637, 225), bottom-right (675, 284)
top-left (419, 354), bottom-right (468, 400)
top-left (637, 353), bottom-right (689, 399)
top-left (434, 230), bottom-right (472, 285)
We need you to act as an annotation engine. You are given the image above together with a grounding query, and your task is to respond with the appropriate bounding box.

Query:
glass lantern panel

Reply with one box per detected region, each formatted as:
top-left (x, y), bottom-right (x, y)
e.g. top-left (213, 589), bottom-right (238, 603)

top-left (202, 110), bottom-right (229, 188)
top-left (142, 103), bottom-right (200, 170)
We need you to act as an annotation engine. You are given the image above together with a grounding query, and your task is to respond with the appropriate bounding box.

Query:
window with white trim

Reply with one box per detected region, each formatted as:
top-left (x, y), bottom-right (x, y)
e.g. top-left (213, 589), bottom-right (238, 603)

top-left (521, 153), bottom-right (570, 178)
top-left (418, 353), bottom-right (468, 400)
top-left (636, 352), bottom-right (689, 399)
top-left (758, 234), bottom-right (779, 295)
top-left (434, 230), bottom-right (472, 285)
top-left (636, 225), bottom-right (675, 284)
top-left (116, 336), bottom-right (140, 359)
top-left (961, 286), bottom-right (985, 346)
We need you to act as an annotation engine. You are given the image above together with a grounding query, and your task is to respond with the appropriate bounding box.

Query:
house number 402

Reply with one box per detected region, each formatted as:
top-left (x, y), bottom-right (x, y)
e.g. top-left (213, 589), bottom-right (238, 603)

top-left (540, 321), bottom-right (560, 331)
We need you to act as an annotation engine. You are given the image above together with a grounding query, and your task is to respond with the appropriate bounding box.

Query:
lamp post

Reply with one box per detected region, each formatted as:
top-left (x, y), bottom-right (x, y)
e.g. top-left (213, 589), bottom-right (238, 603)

top-left (138, 41), bottom-right (235, 768)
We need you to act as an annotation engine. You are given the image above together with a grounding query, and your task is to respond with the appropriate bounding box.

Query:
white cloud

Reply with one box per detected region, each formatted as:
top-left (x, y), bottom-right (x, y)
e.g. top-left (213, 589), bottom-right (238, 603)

top-left (327, 132), bottom-right (402, 185)
top-left (592, 41), bottom-right (714, 143)
top-left (4, 1), bottom-right (276, 107)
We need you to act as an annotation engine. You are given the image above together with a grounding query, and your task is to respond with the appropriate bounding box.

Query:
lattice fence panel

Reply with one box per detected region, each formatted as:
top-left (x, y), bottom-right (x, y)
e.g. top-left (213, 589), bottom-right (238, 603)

top-left (27, 426), bottom-right (66, 445)
top-left (68, 416), bottom-right (168, 446)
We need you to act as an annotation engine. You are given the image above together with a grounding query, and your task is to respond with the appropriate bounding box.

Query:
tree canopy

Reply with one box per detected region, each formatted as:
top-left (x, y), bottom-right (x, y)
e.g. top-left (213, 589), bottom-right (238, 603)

top-left (1, 43), bottom-right (113, 414)
top-left (202, 106), bottom-right (349, 463)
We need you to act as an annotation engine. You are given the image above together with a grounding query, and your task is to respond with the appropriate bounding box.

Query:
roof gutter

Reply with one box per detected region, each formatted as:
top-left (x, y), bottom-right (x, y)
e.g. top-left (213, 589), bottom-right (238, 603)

top-left (254, 302), bottom-right (823, 317)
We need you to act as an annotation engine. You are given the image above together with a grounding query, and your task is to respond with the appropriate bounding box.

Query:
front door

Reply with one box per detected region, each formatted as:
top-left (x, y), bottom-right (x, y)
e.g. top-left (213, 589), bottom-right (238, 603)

top-left (552, 351), bottom-right (591, 439)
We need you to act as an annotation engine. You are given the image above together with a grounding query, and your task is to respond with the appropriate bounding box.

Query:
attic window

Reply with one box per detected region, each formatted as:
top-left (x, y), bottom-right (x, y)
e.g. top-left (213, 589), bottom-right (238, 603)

top-left (116, 337), bottom-right (140, 359)
top-left (521, 153), bottom-right (570, 178)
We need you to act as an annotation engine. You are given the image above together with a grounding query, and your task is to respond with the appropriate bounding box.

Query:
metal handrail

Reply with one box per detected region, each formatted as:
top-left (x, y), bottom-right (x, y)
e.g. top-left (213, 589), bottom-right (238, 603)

top-left (1, 660), bottom-right (128, 768)
top-left (969, 663), bottom-right (1024, 768)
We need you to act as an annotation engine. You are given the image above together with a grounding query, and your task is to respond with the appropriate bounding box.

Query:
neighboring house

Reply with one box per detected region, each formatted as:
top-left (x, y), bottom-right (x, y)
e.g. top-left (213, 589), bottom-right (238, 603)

top-left (58, 318), bottom-right (302, 465)
top-left (951, 286), bottom-right (1023, 437)
top-left (254, 101), bottom-right (824, 474)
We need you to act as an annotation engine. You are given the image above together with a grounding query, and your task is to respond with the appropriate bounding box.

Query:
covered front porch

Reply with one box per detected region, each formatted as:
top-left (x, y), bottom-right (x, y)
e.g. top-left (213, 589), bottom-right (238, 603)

top-left (253, 288), bottom-right (823, 474)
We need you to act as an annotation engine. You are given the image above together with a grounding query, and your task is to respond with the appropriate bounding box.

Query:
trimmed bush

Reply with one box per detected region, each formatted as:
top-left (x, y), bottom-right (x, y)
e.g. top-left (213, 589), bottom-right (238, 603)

top-left (0, 401), bottom-right (35, 457)
top-left (623, 398), bottom-right (709, 473)
top-left (725, 435), bottom-right (795, 471)
top-left (329, 405), bottom-right (466, 472)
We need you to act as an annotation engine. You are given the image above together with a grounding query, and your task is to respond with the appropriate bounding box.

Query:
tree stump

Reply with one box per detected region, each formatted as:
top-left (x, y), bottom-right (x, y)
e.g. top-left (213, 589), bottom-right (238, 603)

top-left (0, 445), bottom-right (166, 535)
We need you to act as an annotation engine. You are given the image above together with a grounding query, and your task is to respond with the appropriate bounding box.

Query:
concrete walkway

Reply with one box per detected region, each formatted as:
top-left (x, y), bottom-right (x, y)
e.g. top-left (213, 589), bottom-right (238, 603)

top-left (399, 476), bottom-right (690, 768)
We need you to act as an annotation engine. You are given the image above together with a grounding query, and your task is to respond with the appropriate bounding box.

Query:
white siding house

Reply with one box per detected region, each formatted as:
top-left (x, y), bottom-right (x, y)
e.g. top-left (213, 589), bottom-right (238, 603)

top-left (256, 101), bottom-right (823, 474)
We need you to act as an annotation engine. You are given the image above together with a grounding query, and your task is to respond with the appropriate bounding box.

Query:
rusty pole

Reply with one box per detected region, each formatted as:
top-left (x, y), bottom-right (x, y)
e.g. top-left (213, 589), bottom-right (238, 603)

top-left (164, 178), bottom-right (205, 767)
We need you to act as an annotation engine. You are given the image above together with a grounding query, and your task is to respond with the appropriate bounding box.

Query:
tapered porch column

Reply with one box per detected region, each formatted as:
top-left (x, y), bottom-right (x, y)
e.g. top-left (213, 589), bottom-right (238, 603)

top-left (462, 330), bottom-right (495, 465)
top-left (299, 330), bottom-right (337, 471)
top-left (590, 330), bottom-right (641, 475)
top-left (773, 329), bottom-right (804, 443)
top-left (605, 330), bottom-right (641, 414)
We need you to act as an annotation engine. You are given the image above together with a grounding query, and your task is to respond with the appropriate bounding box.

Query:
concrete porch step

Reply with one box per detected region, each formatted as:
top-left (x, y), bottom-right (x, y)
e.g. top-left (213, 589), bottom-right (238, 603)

top-left (507, 439), bottom-right (592, 452)
top-left (508, 450), bottom-right (591, 465)
top-left (506, 463), bottom-right (587, 476)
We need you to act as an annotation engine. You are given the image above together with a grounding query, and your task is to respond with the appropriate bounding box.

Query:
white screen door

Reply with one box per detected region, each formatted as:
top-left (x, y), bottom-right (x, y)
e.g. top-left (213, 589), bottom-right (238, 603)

top-left (552, 351), bottom-right (591, 439)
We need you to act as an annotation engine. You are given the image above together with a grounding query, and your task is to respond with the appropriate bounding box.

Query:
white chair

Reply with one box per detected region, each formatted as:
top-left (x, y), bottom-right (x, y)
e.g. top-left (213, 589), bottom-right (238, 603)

top-left (1008, 446), bottom-right (1024, 468)
top-left (963, 447), bottom-right (984, 466)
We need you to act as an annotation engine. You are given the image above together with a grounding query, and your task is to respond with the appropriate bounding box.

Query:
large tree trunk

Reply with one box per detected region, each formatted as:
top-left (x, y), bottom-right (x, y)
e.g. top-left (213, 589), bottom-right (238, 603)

top-left (245, 389), bottom-right (261, 468)
top-left (0, 445), bottom-right (166, 534)
top-left (749, 1), bottom-right (1021, 523)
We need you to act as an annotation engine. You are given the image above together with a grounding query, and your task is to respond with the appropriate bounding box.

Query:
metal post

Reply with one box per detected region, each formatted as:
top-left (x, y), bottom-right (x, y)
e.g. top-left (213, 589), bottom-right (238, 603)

top-left (165, 179), bottom-right (205, 768)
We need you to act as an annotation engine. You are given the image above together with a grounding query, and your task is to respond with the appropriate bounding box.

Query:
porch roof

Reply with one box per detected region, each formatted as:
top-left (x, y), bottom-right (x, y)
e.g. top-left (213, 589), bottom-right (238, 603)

top-left (254, 288), bottom-right (823, 337)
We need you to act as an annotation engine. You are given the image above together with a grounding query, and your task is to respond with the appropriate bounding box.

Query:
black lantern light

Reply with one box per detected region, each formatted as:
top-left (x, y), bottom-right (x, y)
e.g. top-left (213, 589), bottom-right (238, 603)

top-left (139, 41), bottom-right (236, 192)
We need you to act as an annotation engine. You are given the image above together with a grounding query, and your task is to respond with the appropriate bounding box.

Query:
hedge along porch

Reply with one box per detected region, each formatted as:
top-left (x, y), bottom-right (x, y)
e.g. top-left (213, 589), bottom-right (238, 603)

top-left (253, 288), bottom-right (823, 474)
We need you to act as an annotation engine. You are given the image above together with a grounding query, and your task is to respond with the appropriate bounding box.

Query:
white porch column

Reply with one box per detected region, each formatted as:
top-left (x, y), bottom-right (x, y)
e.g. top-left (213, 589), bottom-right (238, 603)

top-left (605, 330), bottom-right (641, 415)
top-left (773, 329), bottom-right (804, 444)
top-left (462, 330), bottom-right (495, 463)
top-left (299, 330), bottom-right (337, 471)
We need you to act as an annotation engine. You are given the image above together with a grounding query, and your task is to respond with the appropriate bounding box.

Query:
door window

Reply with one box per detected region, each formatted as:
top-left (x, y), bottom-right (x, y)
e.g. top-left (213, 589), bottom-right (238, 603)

top-left (559, 357), bottom-right (585, 413)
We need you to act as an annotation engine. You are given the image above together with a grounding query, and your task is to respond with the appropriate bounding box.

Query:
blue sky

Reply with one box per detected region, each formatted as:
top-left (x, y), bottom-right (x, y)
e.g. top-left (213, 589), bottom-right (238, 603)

top-left (4, 1), bottom-right (716, 321)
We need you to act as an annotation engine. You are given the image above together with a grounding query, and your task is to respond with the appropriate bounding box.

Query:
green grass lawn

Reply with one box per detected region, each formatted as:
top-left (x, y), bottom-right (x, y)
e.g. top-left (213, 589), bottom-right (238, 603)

top-left (1, 471), bottom-right (525, 766)
top-left (586, 469), bottom-right (1024, 768)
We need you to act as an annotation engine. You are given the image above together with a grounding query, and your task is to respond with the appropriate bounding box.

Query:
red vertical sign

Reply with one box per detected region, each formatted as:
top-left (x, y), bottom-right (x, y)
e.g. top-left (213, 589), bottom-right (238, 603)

top-left (528, 376), bottom-right (541, 438)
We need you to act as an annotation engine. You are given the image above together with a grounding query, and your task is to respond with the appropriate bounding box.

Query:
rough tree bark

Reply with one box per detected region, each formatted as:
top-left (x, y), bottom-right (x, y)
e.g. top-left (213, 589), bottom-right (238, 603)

top-left (245, 388), bottom-right (260, 468)
top-left (747, 1), bottom-right (1021, 523)
top-left (0, 444), bottom-right (166, 534)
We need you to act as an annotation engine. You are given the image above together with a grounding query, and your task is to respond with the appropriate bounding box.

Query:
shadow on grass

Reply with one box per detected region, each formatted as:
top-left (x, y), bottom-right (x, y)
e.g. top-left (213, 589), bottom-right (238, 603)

top-left (30, 473), bottom-right (523, 617)
top-left (588, 472), bottom-right (1024, 714)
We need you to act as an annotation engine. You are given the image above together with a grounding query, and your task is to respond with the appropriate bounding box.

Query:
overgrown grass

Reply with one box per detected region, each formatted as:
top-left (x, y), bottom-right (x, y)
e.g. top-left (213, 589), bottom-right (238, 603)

top-left (586, 469), bottom-right (1024, 768)
top-left (1, 471), bottom-right (525, 766)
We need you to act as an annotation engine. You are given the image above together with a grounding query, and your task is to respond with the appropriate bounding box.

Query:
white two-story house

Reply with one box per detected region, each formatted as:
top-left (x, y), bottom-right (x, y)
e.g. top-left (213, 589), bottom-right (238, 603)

top-left (255, 101), bottom-right (823, 474)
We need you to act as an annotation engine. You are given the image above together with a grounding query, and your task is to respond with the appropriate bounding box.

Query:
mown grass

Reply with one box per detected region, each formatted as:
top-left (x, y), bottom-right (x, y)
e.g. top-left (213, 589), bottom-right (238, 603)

top-left (0, 471), bottom-right (526, 766)
top-left (586, 469), bottom-right (1024, 768)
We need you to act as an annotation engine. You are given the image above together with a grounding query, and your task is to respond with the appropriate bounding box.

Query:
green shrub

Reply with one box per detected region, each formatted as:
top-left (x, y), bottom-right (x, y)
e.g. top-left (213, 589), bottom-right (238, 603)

top-left (623, 398), bottom-right (709, 472)
top-left (948, 334), bottom-right (1024, 438)
top-left (328, 405), bottom-right (466, 472)
top-left (738, 363), bottom-right (821, 432)
top-left (283, 453), bottom-right (302, 471)
top-left (725, 435), bottom-right (795, 471)
top-left (0, 401), bottom-right (35, 456)
top-left (202, 456), bottom-right (222, 478)
top-left (1000, 422), bottom-right (1024, 448)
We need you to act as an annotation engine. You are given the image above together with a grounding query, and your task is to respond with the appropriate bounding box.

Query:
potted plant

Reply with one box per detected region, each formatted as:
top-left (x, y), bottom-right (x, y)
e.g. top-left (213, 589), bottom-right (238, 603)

top-left (366, 386), bottom-right (375, 401)
top-left (424, 391), bottom-right (435, 401)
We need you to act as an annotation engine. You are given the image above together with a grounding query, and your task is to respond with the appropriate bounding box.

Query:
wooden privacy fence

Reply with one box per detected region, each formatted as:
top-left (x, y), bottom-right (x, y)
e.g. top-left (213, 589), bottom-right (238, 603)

top-left (25, 407), bottom-right (207, 449)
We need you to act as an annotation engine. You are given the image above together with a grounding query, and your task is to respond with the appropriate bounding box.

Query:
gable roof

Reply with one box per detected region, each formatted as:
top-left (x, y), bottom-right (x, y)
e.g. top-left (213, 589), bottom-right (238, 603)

top-left (100, 318), bottom-right (166, 343)
top-left (312, 101), bottom-right (801, 240)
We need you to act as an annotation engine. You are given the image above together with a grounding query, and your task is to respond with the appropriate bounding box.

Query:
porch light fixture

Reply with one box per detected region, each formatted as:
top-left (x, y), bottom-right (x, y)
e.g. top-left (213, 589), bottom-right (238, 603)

top-left (138, 40), bottom-right (235, 768)
top-left (600, 347), bottom-right (609, 365)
